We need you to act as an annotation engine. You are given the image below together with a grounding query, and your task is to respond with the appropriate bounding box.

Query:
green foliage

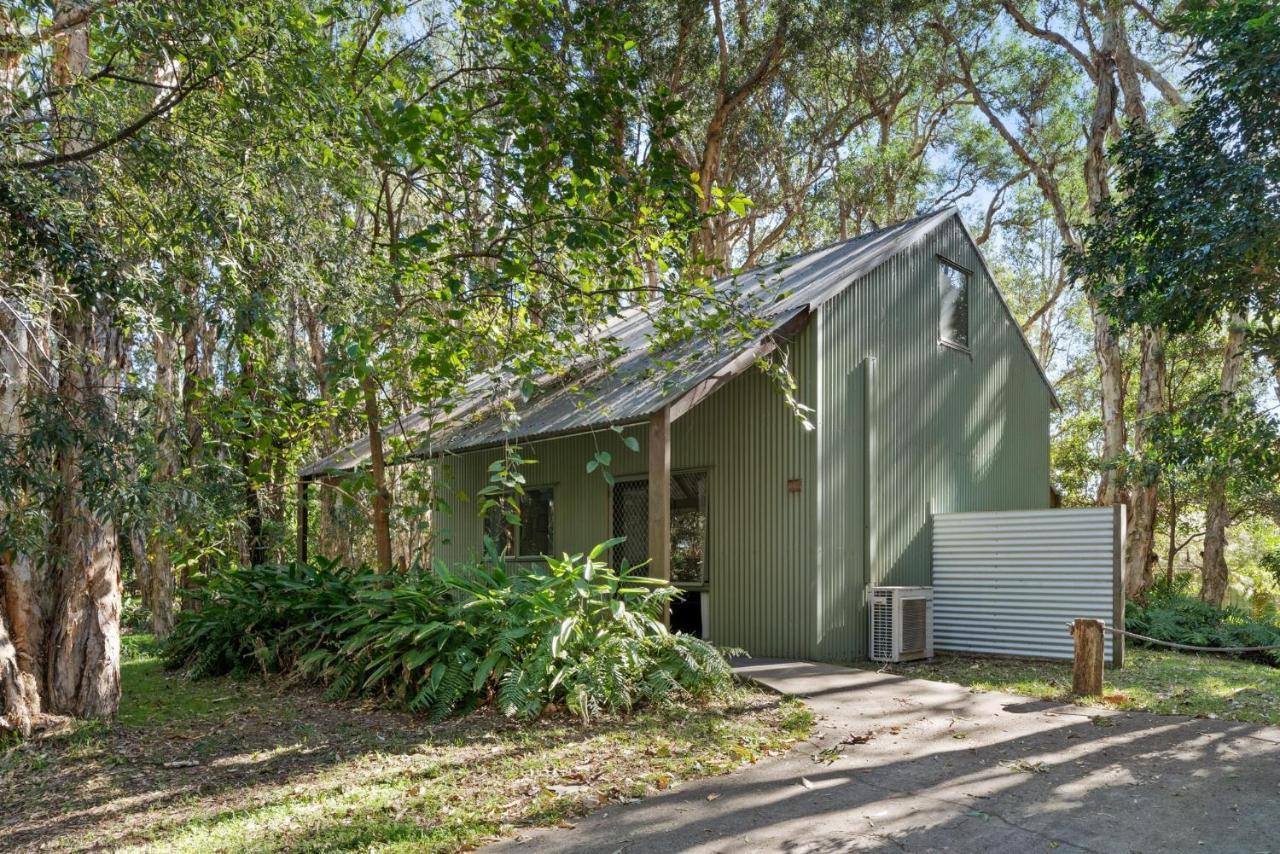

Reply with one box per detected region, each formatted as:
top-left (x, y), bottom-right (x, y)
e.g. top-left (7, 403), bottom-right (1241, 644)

top-left (166, 542), bottom-right (735, 722)
top-left (1126, 588), bottom-right (1280, 666)
top-left (1072, 0), bottom-right (1280, 362)
top-left (1262, 551), bottom-right (1280, 588)
top-left (163, 558), bottom-right (363, 679)
top-left (1134, 384), bottom-right (1280, 504)
top-left (121, 633), bottom-right (163, 662)
top-left (120, 596), bottom-right (154, 635)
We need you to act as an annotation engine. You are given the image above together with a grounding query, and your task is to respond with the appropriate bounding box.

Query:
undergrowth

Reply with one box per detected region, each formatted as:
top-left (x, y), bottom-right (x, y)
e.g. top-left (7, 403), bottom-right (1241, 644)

top-left (1127, 588), bottom-right (1280, 666)
top-left (164, 539), bottom-right (737, 722)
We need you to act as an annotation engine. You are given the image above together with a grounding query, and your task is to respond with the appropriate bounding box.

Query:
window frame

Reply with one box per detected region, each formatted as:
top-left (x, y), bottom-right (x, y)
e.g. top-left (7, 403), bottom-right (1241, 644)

top-left (484, 484), bottom-right (555, 561)
top-left (609, 467), bottom-right (711, 590)
top-left (936, 255), bottom-right (973, 354)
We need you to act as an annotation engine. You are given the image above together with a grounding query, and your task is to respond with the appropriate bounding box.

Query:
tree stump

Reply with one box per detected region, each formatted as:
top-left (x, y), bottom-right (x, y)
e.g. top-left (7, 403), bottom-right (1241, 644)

top-left (1071, 618), bottom-right (1105, 697)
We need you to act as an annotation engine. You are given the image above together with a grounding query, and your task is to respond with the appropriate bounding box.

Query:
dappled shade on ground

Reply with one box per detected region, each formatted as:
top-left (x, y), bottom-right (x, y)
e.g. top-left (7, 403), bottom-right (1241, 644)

top-left (492, 658), bottom-right (1280, 852)
top-left (0, 647), bottom-right (810, 852)
top-left (860, 649), bottom-right (1280, 725)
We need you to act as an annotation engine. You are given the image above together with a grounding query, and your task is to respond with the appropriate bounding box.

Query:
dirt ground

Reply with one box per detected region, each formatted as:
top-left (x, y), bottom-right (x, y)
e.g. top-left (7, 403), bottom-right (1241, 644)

top-left (0, 657), bottom-right (808, 852)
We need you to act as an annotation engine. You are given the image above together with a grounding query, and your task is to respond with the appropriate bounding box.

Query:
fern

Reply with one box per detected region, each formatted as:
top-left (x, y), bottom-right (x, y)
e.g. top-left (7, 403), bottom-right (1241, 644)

top-left (1127, 589), bottom-right (1280, 665)
top-left (165, 545), bottom-right (740, 721)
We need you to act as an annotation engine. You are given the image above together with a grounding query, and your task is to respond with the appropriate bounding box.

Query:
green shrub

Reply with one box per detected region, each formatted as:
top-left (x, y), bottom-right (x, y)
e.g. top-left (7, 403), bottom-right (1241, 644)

top-left (1126, 588), bottom-right (1280, 666)
top-left (165, 541), bottom-right (735, 721)
top-left (163, 558), bottom-right (367, 678)
top-left (120, 595), bottom-right (153, 634)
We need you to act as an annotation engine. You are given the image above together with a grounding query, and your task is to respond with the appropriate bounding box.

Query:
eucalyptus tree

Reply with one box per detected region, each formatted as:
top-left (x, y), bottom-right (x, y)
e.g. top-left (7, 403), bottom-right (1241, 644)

top-left (934, 0), bottom-right (1186, 597)
top-left (617, 0), bottom-right (929, 267)
top-left (1072, 0), bottom-right (1280, 604)
top-left (307, 0), bottom-right (722, 572)
top-left (0, 0), bottom-right (460, 729)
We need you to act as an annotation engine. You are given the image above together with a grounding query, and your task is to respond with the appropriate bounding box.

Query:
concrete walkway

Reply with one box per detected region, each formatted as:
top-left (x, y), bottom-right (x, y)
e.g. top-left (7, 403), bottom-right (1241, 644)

top-left (490, 658), bottom-right (1280, 854)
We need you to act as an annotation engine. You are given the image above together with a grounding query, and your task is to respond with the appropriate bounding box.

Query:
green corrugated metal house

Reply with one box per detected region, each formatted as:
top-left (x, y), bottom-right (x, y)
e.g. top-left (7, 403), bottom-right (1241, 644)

top-left (301, 208), bottom-right (1056, 661)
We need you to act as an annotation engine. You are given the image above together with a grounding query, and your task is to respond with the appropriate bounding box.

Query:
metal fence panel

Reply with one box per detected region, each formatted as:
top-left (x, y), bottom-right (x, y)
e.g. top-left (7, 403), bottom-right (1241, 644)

top-left (931, 507), bottom-right (1125, 664)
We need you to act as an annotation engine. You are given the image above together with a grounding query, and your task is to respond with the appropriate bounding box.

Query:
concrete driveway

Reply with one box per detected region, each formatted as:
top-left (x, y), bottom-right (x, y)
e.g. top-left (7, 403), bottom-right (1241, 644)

top-left (489, 658), bottom-right (1280, 854)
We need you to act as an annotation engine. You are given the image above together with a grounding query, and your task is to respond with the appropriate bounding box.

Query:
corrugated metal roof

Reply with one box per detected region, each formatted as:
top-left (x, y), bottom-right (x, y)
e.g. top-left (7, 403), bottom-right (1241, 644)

top-left (301, 207), bottom-right (1054, 478)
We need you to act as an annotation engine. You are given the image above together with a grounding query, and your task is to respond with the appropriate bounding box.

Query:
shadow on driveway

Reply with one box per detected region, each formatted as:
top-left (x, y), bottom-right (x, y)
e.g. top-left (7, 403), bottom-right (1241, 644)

top-left (488, 658), bottom-right (1280, 853)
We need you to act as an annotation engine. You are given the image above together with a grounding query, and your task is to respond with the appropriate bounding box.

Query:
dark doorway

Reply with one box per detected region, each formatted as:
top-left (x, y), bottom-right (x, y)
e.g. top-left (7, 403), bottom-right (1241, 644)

top-left (670, 590), bottom-right (704, 638)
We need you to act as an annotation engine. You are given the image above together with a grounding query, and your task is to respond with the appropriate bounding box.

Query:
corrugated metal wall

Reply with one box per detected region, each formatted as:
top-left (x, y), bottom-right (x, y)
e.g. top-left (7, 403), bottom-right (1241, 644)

top-left (816, 214), bottom-right (1053, 660)
top-left (932, 507), bottom-right (1123, 663)
top-left (433, 329), bottom-right (819, 659)
top-left (433, 213), bottom-right (1052, 662)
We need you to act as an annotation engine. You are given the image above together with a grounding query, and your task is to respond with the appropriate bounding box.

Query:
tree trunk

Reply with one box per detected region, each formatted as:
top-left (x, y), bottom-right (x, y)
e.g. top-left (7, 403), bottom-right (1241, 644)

top-left (128, 525), bottom-right (153, 612)
top-left (1124, 327), bottom-right (1167, 600)
top-left (363, 372), bottom-right (394, 573)
top-left (148, 328), bottom-right (178, 637)
top-left (1100, 0), bottom-right (1166, 601)
top-left (0, 236), bottom-right (50, 737)
top-left (1200, 477), bottom-right (1231, 607)
top-left (178, 283), bottom-right (207, 598)
top-left (1079, 20), bottom-right (1130, 510)
top-left (45, 309), bottom-right (124, 719)
top-left (0, 554), bottom-right (44, 736)
top-left (1093, 301), bottom-right (1128, 508)
top-left (1200, 318), bottom-right (1247, 606)
top-left (0, 605), bottom-right (37, 736)
top-left (38, 2), bottom-right (122, 723)
top-left (301, 299), bottom-right (342, 559)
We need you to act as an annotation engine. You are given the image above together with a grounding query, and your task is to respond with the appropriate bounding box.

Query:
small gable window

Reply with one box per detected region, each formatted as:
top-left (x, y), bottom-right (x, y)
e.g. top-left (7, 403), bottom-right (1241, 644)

top-left (939, 258), bottom-right (970, 350)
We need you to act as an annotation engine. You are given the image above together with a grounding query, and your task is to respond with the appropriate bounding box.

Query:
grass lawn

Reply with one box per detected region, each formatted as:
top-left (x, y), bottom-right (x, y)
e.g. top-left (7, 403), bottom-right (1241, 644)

top-left (859, 648), bottom-right (1280, 725)
top-left (0, 637), bottom-right (813, 853)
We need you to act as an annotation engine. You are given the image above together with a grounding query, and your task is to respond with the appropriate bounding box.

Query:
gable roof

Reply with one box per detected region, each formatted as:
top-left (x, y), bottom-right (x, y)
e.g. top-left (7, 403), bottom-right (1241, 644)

top-left (301, 207), bottom-right (1055, 478)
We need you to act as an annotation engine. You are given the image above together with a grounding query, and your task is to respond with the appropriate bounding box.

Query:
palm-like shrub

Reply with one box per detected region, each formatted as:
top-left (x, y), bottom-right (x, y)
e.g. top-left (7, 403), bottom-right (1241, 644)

top-left (163, 558), bottom-right (367, 678)
top-left (486, 544), bottom-right (732, 721)
top-left (166, 541), bottom-right (736, 721)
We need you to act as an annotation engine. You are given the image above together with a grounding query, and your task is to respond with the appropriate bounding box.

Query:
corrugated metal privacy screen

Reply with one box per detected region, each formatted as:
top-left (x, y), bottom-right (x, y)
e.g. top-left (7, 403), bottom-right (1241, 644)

top-left (932, 507), bottom-right (1125, 664)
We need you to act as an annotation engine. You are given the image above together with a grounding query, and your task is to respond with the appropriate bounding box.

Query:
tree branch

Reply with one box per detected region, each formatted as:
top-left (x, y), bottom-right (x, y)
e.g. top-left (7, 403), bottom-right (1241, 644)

top-left (931, 20), bottom-right (1079, 248)
top-left (1133, 54), bottom-right (1183, 106)
top-left (975, 168), bottom-right (1030, 245)
top-left (1128, 0), bottom-right (1180, 35)
top-left (1021, 267), bottom-right (1071, 333)
top-left (9, 69), bottom-right (203, 169)
top-left (997, 0), bottom-right (1097, 79)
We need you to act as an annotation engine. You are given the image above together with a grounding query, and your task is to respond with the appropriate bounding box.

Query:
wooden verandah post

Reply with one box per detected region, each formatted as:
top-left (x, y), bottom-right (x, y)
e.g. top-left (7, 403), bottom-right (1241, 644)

top-left (648, 406), bottom-right (671, 624)
top-left (296, 478), bottom-right (310, 564)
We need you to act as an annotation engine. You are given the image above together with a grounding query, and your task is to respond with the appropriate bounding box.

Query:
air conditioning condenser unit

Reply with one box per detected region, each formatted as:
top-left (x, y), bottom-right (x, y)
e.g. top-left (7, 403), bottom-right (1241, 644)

top-left (869, 586), bottom-right (933, 663)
